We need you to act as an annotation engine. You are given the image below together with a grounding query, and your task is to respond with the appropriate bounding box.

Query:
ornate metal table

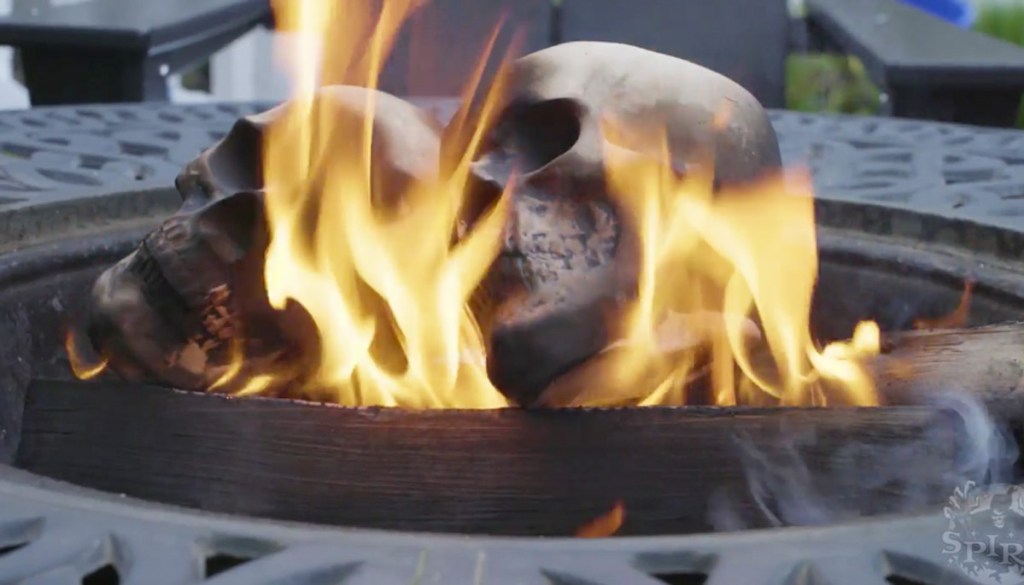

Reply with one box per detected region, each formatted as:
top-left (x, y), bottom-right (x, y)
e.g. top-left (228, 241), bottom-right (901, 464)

top-left (0, 102), bottom-right (1022, 584)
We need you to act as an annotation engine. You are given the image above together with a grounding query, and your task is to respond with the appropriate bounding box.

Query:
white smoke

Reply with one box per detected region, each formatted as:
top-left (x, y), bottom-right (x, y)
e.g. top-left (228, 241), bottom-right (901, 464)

top-left (708, 388), bottom-right (1019, 531)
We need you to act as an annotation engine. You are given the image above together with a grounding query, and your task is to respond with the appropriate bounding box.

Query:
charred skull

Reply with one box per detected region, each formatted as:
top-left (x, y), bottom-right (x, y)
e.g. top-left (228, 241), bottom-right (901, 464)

top-left (85, 86), bottom-right (442, 392)
top-left (453, 41), bottom-right (782, 406)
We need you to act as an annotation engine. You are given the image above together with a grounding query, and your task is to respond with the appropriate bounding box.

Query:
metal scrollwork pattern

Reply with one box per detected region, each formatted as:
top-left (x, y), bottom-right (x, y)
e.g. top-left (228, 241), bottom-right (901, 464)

top-left (0, 102), bottom-right (1020, 251)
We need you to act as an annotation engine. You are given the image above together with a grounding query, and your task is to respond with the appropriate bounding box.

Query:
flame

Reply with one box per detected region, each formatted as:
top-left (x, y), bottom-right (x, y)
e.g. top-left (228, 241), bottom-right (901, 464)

top-left (208, 0), bottom-right (879, 408)
top-left (915, 280), bottom-right (973, 330)
top-left (218, 0), bottom-right (513, 408)
top-left (65, 328), bottom-right (108, 380)
top-left (576, 501), bottom-right (625, 537)
top-left (553, 116), bottom-right (881, 408)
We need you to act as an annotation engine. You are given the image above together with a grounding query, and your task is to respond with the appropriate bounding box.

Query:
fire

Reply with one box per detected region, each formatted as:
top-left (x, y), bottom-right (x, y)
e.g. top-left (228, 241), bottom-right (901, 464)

top-left (576, 501), bottom-right (626, 538)
top-left (236, 0), bottom-right (511, 408)
top-left (191, 0), bottom-right (879, 408)
top-left (915, 280), bottom-right (974, 330)
top-left (65, 328), bottom-right (108, 380)
top-left (538, 116), bottom-right (879, 408)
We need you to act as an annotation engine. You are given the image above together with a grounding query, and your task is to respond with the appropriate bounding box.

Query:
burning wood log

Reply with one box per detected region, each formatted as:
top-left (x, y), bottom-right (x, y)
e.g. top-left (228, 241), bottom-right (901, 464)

top-left (535, 319), bottom-right (1024, 426)
top-left (16, 379), bottom-right (987, 537)
top-left (873, 323), bottom-right (1024, 423)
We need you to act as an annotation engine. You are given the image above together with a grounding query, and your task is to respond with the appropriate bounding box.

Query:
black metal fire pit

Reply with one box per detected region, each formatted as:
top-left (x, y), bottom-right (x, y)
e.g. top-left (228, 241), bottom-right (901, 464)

top-left (0, 102), bottom-right (1023, 584)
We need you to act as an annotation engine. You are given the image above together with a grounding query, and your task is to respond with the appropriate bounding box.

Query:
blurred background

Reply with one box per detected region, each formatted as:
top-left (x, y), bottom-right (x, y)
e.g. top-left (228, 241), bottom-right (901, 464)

top-left (0, 0), bottom-right (1018, 126)
top-left (785, 0), bottom-right (1024, 127)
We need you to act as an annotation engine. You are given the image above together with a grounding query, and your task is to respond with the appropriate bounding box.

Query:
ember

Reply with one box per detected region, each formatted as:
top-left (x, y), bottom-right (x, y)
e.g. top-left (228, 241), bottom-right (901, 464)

top-left (915, 279), bottom-right (974, 330)
top-left (64, 328), bottom-right (108, 381)
top-left (576, 501), bottom-right (626, 538)
top-left (83, 0), bottom-right (880, 409)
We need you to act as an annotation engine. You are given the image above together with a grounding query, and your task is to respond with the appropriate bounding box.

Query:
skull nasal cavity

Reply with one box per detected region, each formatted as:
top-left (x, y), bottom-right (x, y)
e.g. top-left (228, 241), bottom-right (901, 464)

top-left (506, 98), bottom-right (582, 173)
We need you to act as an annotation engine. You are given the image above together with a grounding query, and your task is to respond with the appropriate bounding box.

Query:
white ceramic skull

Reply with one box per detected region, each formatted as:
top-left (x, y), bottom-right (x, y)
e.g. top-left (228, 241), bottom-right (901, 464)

top-left (86, 86), bottom-right (442, 392)
top-left (453, 41), bottom-right (782, 405)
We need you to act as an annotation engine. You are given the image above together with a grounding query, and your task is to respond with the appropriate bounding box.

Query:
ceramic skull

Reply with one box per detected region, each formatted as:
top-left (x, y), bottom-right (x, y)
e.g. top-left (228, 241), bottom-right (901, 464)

top-left (85, 86), bottom-right (442, 392)
top-left (453, 41), bottom-right (782, 406)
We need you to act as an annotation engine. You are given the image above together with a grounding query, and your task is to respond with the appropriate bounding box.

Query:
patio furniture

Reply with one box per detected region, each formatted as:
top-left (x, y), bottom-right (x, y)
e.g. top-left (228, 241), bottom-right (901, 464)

top-left (1, 0), bottom-right (1023, 127)
top-left (0, 100), bottom-right (1023, 584)
top-left (557, 0), bottom-right (1024, 125)
top-left (0, 0), bottom-right (269, 105)
top-left (808, 0), bottom-right (1024, 127)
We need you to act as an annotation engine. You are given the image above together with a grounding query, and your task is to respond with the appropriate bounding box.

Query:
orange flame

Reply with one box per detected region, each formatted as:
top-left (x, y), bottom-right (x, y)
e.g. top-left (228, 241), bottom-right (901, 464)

top-left (542, 116), bottom-right (880, 408)
top-left (65, 328), bottom-right (108, 380)
top-left (576, 501), bottom-right (626, 537)
top-left (209, 0), bottom-right (879, 409)
top-left (915, 280), bottom-right (973, 330)
top-left (211, 0), bottom-right (514, 407)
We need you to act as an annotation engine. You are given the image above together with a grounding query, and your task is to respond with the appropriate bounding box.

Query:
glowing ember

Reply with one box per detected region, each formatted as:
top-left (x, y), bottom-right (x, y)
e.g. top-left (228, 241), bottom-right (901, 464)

top-left (65, 328), bottom-right (108, 380)
top-left (576, 501), bottom-right (626, 537)
top-left (117, 0), bottom-right (880, 409)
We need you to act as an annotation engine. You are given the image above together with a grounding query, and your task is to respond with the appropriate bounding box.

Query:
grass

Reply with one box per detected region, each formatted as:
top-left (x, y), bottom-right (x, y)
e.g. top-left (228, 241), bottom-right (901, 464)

top-left (786, 0), bottom-right (1024, 127)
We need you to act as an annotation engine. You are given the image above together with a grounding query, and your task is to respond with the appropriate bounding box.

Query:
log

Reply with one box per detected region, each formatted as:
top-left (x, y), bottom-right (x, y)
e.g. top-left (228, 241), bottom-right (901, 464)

top-left (15, 379), bottom-right (972, 536)
top-left (874, 323), bottom-right (1024, 423)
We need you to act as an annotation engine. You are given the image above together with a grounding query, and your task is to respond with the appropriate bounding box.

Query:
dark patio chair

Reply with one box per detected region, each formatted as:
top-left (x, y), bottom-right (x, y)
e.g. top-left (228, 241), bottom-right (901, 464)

top-left (556, 0), bottom-right (1024, 127)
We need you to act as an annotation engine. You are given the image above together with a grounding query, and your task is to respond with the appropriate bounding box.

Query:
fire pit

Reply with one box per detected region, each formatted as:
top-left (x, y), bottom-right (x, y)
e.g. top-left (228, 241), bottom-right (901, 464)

top-left (2, 16), bottom-right (1024, 585)
top-left (0, 106), bottom-right (1020, 584)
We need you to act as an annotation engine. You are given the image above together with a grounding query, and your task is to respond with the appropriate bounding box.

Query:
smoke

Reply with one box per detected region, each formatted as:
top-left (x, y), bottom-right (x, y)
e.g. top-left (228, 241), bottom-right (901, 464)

top-left (708, 388), bottom-right (1019, 531)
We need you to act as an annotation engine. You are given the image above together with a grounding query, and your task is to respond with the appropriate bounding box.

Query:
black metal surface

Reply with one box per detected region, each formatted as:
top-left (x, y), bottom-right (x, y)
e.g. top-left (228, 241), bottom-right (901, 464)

top-left (1, 100), bottom-right (1024, 256)
top-left (0, 102), bottom-right (1021, 583)
top-left (807, 0), bottom-right (1024, 127)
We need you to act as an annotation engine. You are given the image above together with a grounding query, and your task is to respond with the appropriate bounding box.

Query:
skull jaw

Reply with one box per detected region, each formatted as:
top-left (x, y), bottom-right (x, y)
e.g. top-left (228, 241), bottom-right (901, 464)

top-left (85, 202), bottom-right (317, 394)
top-left (482, 239), bottom-right (635, 406)
top-left (88, 251), bottom-right (318, 395)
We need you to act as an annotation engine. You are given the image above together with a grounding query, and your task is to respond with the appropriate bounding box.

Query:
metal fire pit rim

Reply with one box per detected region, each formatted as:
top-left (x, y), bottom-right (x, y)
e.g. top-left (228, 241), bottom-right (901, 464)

top-left (0, 460), bottom-right (948, 549)
top-left (0, 460), bottom-right (956, 584)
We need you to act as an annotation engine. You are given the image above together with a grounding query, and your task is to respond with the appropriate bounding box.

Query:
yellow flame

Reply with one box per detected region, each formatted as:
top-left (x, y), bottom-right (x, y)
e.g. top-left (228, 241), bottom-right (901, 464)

top-left (65, 328), bottom-right (108, 380)
top-left (227, 0), bottom-right (512, 408)
top-left (567, 117), bottom-right (881, 408)
top-left (213, 0), bottom-right (879, 409)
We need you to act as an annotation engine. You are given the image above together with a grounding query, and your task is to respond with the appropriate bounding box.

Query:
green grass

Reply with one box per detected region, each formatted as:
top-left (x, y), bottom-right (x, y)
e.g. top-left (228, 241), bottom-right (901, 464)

top-left (785, 54), bottom-right (881, 116)
top-left (786, 0), bottom-right (1024, 127)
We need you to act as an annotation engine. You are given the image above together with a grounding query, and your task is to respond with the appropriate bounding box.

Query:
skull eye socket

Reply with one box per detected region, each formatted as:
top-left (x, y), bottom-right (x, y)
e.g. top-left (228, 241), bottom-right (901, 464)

top-left (200, 118), bottom-right (266, 197)
top-left (500, 98), bottom-right (583, 174)
top-left (195, 192), bottom-right (263, 264)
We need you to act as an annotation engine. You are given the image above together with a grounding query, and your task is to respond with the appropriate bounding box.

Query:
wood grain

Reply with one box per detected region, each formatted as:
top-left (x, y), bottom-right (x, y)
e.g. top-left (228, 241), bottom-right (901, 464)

top-left (875, 323), bottom-right (1024, 421)
top-left (16, 379), bottom-right (967, 536)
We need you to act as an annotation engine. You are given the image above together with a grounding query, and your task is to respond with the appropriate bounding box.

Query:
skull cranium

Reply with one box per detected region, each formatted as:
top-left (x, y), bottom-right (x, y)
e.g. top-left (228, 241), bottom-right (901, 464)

top-left (86, 86), bottom-right (443, 393)
top-left (453, 41), bottom-right (782, 406)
